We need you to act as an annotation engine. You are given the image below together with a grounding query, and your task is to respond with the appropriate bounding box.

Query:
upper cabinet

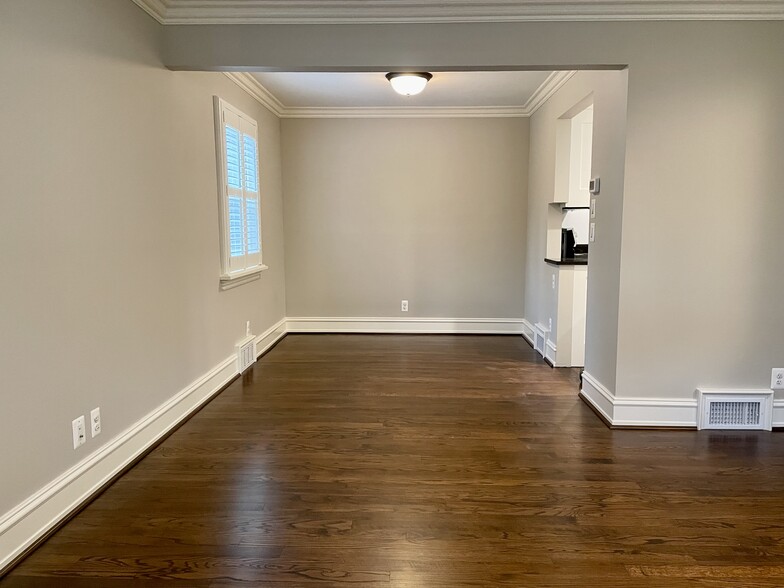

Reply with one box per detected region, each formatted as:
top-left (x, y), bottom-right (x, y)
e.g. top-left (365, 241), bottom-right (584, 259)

top-left (551, 104), bottom-right (594, 208)
top-left (568, 106), bottom-right (593, 208)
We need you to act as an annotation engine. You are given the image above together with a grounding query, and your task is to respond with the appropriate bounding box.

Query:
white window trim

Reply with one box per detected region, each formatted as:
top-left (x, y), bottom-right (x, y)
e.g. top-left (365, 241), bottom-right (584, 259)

top-left (219, 264), bottom-right (268, 291)
top-left (214, 96), bottom-right (265, 289)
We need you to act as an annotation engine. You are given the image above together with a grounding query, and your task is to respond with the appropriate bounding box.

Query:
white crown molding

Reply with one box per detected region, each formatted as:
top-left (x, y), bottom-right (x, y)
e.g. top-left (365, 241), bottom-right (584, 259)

top-left (130, 0), bottom-right (166, 23)
top-left (132, 1), bottom-right (784, 24)
top-left (225, 71), bottom-right (578, 119)
top-left (223, 72), bottom-right (285, 117)
top-left (523, 71), bottom-right (577, 116)
top-left (281, 106), bottom-right (530, 119)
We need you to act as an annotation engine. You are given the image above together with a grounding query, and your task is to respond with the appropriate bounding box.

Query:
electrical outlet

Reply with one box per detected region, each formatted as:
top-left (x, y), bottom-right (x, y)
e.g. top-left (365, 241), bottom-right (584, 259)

top-left (401, 300), bottom-right (409, 312)
top-left (589, 223), bottom-right (596, 243)
top-left (552, 274), bottom-right (556, 290)
top-left (772, 368), bottom-right (784, 390)
top-left (72, 416), bottom-right (86, 449)
top-left (90, 407), bottom-right (101, 438)
top-left (590, 198), bottom-right (597, 219)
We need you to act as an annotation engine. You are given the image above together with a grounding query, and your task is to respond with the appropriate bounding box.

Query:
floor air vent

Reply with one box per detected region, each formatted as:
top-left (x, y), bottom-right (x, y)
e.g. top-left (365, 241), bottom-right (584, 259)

top-left (697, 389), bottom-right (773, 431)
top-left (237, 335), bottom-right (256, 373)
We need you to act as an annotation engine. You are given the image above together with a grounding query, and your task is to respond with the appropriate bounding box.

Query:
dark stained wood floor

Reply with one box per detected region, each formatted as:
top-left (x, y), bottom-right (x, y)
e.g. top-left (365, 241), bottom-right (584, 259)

top-left (4, 334), bottom-right (784, 587)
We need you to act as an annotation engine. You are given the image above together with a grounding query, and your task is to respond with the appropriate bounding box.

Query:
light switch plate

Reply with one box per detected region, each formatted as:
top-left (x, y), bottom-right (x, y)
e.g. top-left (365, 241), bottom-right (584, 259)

top-left (590, 199), bottom-right (596, 219)
top-left (589, 223), bottom-right (596, 243)
top-left (72, 416), bottom-right (86, 449)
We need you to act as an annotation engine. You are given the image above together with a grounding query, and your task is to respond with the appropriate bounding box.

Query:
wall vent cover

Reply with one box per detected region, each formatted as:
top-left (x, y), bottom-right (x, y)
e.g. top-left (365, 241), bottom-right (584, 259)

top-left (237, 335), bottom-right (256, 373)
top-left (534, 323), bottom-right (549, 358)
top-left (697, 389), bottom-right (773, 431)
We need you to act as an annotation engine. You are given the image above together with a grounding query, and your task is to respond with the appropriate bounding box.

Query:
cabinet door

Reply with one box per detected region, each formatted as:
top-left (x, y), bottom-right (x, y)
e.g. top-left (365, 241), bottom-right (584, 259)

top-left (568, 107), bottom-right (593, 208)
top-left (551, 119), bottom-right (571, 204)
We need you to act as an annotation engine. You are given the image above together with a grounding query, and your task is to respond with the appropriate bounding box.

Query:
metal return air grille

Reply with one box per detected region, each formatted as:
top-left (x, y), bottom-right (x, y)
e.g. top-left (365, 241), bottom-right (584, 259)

top-left (237, 336), bottom-right (256, 373)
top-left (708, 401), bottom-right (760, 427)
top-left (697, 390), bottom-right (773, 431)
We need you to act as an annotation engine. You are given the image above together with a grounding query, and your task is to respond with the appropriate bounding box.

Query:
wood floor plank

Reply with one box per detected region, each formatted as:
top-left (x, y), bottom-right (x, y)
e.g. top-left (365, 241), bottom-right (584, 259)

top-left (3, 334), bottom-right (784, 587)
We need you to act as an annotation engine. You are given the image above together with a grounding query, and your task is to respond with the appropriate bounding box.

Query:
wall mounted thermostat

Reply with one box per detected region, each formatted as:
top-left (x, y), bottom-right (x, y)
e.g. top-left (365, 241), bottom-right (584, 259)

top-left (589, 178), bottom-right (601, 195)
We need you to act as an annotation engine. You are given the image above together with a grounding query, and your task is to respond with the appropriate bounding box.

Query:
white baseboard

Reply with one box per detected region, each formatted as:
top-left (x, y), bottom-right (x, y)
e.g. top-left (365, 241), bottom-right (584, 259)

top-left (545, 340), bottom-right (557, 365)
top-left (255, 317), bottom-right (287, 358)
top-left (0, 317), bottom-right (287, 574)
top-left (521, 319), bottom-right (535, 346)
top-left (774, 400), bottom-right (784, 428)
top-left (580, 371), bottom-right (615, 423)
top-left (580, 371), bottom-right (699, 428)
top-left (286, 316), bottom-right (524, 334)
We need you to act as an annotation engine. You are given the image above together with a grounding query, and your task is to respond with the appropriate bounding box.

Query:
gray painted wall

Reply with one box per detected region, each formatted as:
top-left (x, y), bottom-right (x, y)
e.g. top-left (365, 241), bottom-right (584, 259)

top-left (281, 118), bottom-right (529, 318)
top-left (0, 0), bottom-right (286, 515)
top-left (4, 0), bottom-right (784, 538)
top-left (524, 71), bottom-right (628, 390)
top-left (162, 19), bottom-right (784, 400)
top-left (614, 33), bottom-right (784, 399)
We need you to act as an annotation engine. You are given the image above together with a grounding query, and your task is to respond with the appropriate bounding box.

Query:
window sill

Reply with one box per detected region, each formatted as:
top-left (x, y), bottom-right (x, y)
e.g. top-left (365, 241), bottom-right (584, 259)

top-left (220, 265), bottom-right (268, 291)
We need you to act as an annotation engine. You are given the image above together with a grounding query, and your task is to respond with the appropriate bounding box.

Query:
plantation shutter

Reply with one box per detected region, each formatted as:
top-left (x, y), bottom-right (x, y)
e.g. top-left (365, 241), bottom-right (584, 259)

top-left (240, 118), bottom-right (261, 268)
top-left (217, 99), bottom-right (262, 276)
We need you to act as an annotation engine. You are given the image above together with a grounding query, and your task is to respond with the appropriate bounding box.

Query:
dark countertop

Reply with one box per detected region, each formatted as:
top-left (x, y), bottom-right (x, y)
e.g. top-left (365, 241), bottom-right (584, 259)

top-left (544, 257), bottom-right (588, 266)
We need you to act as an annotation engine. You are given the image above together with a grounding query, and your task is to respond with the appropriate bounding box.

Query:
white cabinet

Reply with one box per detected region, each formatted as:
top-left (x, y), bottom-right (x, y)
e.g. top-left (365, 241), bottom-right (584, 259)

top-left (545, 263), bottom-right (588, 368)
top-left (551, 119), bottom-right (571, 204)
top-left (568, 107), bottom-right (593, 208)
top-left (551, 105), bottom-right (593, 208)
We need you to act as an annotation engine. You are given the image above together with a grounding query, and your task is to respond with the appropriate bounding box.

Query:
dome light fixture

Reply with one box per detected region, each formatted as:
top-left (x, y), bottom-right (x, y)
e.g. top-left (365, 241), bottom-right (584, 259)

top-left (385, 72), bottom-right (433, 96)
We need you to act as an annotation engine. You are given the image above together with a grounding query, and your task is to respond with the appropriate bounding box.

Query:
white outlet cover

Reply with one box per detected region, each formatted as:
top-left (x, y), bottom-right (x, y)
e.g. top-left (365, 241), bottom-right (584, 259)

top-left (589, 223), bottom-right (596, 242)
top-left (772, 368), bottom-right (784, 390)
top-left (90, 407), bottom-right (101, 438)
top-left (72, 416), bottom-right (86, 449)
top-left (401, 300), bottom-right (409, 312)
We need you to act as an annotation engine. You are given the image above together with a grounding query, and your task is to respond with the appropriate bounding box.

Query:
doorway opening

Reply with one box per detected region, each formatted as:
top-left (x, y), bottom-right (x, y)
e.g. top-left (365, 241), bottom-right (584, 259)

top-left (541, 97), bottom-right (594, 367)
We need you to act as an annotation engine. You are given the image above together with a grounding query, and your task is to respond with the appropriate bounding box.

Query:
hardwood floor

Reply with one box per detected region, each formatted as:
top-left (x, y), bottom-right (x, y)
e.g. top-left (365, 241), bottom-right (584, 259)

top-left (4, 334), bottom-right (784, 587)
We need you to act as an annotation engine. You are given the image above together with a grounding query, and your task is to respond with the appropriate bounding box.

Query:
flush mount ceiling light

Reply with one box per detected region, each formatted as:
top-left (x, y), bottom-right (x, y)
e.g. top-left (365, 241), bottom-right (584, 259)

top-left (385, 72), bottom-right (433, 96)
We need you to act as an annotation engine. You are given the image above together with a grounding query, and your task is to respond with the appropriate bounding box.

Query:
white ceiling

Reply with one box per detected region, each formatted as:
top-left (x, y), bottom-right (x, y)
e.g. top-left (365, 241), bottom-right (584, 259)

top-left (250, 71), bottom-right (553, 109)
top-left (133, 0), bottom-right (784, 24)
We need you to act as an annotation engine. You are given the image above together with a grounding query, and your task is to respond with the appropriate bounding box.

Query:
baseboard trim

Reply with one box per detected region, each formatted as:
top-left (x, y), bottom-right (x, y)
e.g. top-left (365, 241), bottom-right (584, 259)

top-left (521, 319), bottom-right (535, 346)
top-left (545, 339), bottom-right (557, 365)
top-left (10, 320), bottom-right (772, 576)
top-left (773, 400), bottom-right (784, 428)
top-left (580, 371), bottom-right (699, 429)
top-left (0, 317), bottom-right (287, 577)
top-left (255, 318), bottom-right (288, 358)
top-left (580, 372), bottom-right (615, 425)
top-left (286, 316), bottom-right (524, 334)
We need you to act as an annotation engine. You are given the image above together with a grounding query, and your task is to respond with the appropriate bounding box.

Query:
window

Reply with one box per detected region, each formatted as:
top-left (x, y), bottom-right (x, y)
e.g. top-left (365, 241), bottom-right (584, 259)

top-left (214, 97), bottom-right (266, 289)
